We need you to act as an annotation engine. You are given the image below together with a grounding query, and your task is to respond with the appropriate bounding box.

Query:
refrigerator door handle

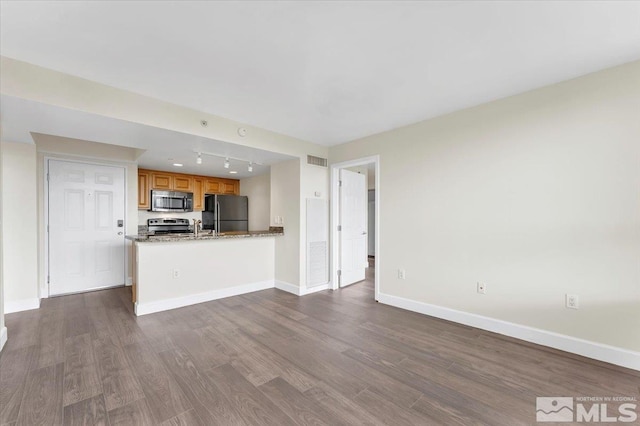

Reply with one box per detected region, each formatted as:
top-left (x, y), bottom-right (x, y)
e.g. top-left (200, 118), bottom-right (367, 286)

top-left (216, 201), bottom-right (220, 233)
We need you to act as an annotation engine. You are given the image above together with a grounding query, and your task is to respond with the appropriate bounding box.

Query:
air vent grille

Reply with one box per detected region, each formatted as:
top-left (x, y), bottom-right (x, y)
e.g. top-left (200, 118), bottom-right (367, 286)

top-left (307, 155), bottom-right (328, 167)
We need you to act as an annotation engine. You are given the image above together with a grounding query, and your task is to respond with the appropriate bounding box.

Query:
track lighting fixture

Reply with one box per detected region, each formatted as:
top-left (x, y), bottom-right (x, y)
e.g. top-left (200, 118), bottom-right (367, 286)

top-left (192, 151), bottom-right (262, 173)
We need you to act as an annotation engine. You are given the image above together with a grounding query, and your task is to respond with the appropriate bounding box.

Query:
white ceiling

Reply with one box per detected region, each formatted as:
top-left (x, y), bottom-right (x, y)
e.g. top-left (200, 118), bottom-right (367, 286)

top-left (0, 95), bottom-right (295, 178)
top-left (2, 1), bottom-right (640, 146)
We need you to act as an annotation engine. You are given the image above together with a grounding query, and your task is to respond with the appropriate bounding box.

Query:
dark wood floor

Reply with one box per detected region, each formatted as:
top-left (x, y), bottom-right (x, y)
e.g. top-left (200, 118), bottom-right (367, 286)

top-left (1, 265), bottom-right (638, 425)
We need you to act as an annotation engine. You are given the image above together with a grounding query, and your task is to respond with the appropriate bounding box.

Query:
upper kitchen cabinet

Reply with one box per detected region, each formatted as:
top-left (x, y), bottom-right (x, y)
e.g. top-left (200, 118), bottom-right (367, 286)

top-left (173, 174), bottom-right (194, 192)
top-left (221, 179), bottom-right (239, 194)
top-left (204, 177), bottom-right (238, 195)
top-left (204, 178), bottom-right (222, 194)
top-left (138, 170), bottom-right (150, 209)
top-left (150, 171), bottom-right (173, 189)
top-left (193, 177), bottom-right (204, 210)
top-left (138, 169), bottom-right (239, 210)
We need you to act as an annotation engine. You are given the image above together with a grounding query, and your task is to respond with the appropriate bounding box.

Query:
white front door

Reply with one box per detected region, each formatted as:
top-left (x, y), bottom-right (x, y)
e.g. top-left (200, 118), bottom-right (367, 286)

top-left (48, 160), bottom-right (126, 296)
top-left (339, 169), bottom-right (367, 287)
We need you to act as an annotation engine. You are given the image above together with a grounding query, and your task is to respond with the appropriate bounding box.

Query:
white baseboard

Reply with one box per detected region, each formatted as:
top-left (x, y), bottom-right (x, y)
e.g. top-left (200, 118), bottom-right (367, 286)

top-left (275, 280), bottom-right (301, 295)
top-left (135, 280), bottom-right (274, 316)
top-left (377, 292), bottom-right (640, 372)
top-left (301, 283), bottom-right (331, 295)
top-left (5, 298), bottom-right (41, 314)
top-left (275, 281), bottom-right (331, 296)
top-left (0, 326), bottom-right (7, 352)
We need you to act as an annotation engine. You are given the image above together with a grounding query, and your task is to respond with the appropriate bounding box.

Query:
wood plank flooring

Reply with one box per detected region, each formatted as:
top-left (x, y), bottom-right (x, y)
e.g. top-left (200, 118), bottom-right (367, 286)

top-left (1, 264), bottom-right (638, 425)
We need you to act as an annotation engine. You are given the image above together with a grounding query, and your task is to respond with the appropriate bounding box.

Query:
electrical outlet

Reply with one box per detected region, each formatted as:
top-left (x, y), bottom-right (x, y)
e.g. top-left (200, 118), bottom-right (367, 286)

top-left (477, 282), bottom-right (486, 294)
top-left (398, 269), bottom-right (406, 279)
top-left (566, 294), bottom-right (579, 309)
top-left (172, 269), bottom-right (180, 279)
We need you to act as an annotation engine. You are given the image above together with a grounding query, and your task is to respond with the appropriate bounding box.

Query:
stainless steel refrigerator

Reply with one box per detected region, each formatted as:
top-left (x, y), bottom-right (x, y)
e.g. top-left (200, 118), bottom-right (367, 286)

top-left (202, 194), bottom-right (249, 232)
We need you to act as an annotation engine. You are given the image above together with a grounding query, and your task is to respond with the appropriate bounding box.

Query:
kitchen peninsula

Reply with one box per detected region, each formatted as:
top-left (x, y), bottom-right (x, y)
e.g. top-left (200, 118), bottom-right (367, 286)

top-left (127, 228), bottom-right (284, 316)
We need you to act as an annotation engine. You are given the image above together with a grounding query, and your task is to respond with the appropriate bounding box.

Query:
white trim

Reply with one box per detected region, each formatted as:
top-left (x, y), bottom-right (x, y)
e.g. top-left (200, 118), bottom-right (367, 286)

top-left (0, 327), bottom-right (7, 352)
top-left (135, 280), bottom-right (274, 316)
top-left (275, 281), bottom-right (330, 296)
top-left (330, 155), bottom-right (380, 301)
top-left (5, 298), bottom-right (41, 314)
top-left (301, 283), bottom-right (331, 295)
top-left (275, 280), bottom-right (301, 295)
top-left (378, 292), bottom-right (640, 371)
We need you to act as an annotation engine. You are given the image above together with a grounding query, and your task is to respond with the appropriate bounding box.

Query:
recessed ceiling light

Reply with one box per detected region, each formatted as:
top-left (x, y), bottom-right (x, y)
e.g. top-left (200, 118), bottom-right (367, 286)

top-left (229, 170), bottom-right (238, 174)
top-left (173, 163), bottom-right (183, 167)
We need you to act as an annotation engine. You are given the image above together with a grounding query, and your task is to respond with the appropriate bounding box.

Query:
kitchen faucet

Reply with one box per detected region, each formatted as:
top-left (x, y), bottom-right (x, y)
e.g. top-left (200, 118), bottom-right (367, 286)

top-left (193, 219), bottom-right (202, 237)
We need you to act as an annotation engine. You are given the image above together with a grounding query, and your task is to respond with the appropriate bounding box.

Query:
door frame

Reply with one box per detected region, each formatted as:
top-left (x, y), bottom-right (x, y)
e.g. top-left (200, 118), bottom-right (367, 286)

top-left (43, 157), bottom-right (128, 298)
top-left (330, 155), bottom-right (380, 301)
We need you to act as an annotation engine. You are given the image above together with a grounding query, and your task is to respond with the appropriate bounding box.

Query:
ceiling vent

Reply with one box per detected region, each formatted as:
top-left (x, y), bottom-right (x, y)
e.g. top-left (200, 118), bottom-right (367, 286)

top-left (307, 155), bottom-right (328, 167)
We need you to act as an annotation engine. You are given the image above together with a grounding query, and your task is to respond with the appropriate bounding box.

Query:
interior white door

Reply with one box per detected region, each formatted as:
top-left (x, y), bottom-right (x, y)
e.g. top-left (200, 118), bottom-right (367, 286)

top-left (48, 160), bottom-right (126, 296)
top-left (339, 169), bottom-right (367, 287)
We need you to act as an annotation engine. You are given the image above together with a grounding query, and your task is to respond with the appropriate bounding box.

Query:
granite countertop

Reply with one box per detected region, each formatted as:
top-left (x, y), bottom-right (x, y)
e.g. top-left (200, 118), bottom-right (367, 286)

top-left (126, 229), bottom-right (284, 243)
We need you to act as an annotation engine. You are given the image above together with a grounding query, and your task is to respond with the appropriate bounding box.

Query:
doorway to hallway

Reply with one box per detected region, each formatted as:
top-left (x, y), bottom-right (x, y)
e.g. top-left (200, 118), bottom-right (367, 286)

top-left (330, 156), bottom-right (380, 300)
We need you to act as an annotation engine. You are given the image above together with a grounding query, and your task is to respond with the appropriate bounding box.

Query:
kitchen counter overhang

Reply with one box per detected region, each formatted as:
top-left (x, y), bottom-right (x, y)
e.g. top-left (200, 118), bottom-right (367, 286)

top-left (126, 229), bottom-right (283, 243)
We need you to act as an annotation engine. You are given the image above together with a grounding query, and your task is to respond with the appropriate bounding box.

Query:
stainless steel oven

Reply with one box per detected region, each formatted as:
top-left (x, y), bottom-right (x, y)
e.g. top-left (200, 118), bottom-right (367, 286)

top-left (150, 190), bottom-right (193, 212)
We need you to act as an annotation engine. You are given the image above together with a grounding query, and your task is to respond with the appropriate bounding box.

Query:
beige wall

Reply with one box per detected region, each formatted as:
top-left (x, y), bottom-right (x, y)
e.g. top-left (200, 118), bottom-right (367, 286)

top-left (271, 159), bottom-right (300, 286)
top-left (1, 142), bottom-right (39, 312)
top-left (330, 60), bottom-right (640, 352)
top-left (240, 172), bottom-right (271, 231)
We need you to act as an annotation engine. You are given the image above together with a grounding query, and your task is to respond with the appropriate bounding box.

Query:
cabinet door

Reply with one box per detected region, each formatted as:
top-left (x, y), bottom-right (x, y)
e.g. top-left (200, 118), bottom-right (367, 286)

top-left (193, 177), bottom-right (204, 210)
top-left (174, 174), bottom-right (194, 192)
top-left (204, 178), bottom-right (222, 194)
top-left (221, 179), bottom-right (239, 195)
top-left (151, 172), bottom-right (173, 189)
top-left (138, 170), bottom-right (150, 209)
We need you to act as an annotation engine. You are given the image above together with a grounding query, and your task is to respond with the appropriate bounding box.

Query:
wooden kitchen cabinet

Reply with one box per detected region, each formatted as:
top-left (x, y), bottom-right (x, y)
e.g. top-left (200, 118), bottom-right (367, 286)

top-left (204, 178), bottom-right (222, 194)
top-left (173, 174), bottom-right (194, 192)
top-left (221, 179), bottom-right (239, 194)
top-left (138, 169), bottom-right (239, 209)
top-left (204, 177), bottom-right (240, 195)
top-left (138, 170), bottom-right (150, 209)
top-left (193, 177), bottom-right (204, 210)
top-left (151, 172), bottom-right (173, 189)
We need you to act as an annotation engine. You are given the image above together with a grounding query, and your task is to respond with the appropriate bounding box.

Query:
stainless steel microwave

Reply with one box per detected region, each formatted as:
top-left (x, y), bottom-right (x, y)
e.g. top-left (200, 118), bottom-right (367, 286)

top-left (150, 190), bottom-right (193, 212)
